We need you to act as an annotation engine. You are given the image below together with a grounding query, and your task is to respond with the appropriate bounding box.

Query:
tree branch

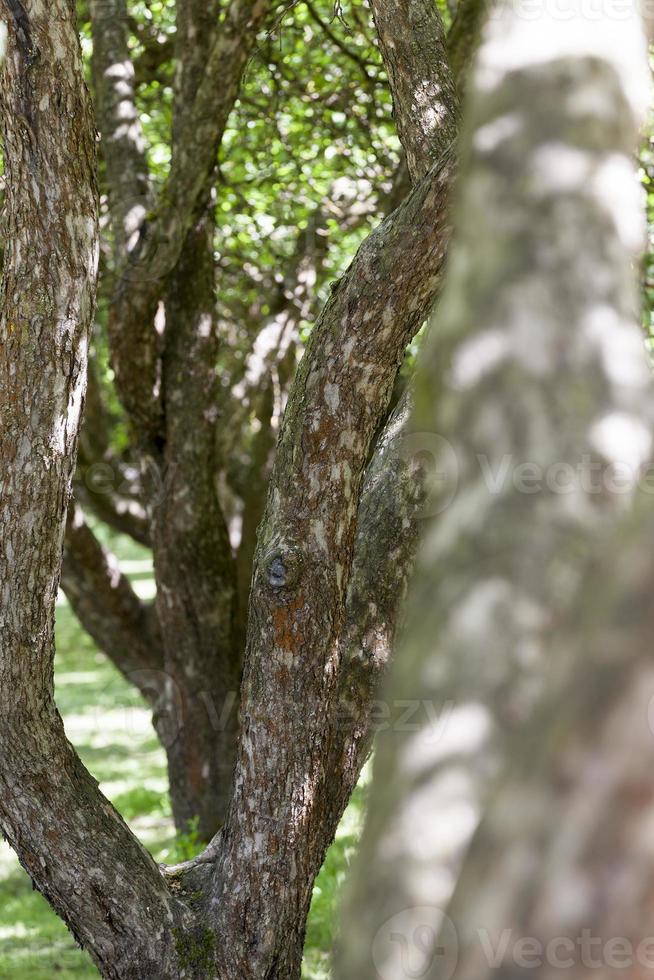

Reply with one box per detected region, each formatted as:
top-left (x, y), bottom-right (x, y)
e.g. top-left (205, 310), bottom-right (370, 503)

top-left (90, 0), bottom-right (153, 256)
top-left (133, 33), bottom-right (175, 87)
top-left (208, 0), bottom-right (458, 970)
top-left (108, 0), bottom-right (273, 447)
top-left (74, 356), bottom-right (151, 545)
top-left (327, 0), bottom-right (463, 777)
top-left (62, 503), bottom-right (163, 692)
top-left (369, 0), bottom-right (459, 180)
top-left (447, 0), bottom-right (487, 88)
top-left (74, 447), bottom-right (152, 545)
top-left (325, 389), bottom-right (426, 801)
top-left (141, 0), bottom-right (244, 839)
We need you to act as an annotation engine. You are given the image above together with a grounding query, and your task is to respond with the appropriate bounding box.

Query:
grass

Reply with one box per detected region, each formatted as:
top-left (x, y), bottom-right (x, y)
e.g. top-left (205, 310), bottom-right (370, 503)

top-left (0, 533), bottom-right (367, 979)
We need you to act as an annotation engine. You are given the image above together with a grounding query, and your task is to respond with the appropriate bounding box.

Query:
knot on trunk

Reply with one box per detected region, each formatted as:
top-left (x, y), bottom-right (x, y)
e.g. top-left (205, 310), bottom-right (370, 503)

top-left (263, 544), bottom-right (303, 593)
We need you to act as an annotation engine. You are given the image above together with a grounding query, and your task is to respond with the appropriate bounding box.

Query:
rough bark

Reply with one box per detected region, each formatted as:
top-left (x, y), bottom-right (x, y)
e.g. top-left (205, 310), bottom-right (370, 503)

top-left (153, 209), bottom-right (240, 839)
top-left (337, 4), bottom-right (653, 978)
top-left (140, 0), bottom-right (240, 842)
top-left (209, 2), bottom-right (459, 974)
top-left (209, 160), bottom-right (456, 975)
top-left (74, 0), bottom-right (455, 847)
top-left (84, 0), bottom-right (247, 839)
top-left (321, 0), bottom-right (465, 827)
top-left (324, 388), bottom-right (427, 812)
top-left (0, 6), bottom-right (199, 977)
top-left (369, 0), bottom-right (459, 181)
top-left (90, 0), bottom-right (153, 256)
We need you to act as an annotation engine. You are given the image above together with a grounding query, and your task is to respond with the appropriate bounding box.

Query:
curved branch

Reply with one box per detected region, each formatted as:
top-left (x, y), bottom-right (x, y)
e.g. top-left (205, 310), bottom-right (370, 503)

top-left (74, 356), bottom-right (151, 545)
top-left (74, 451), bottom-right (152, 545)
top-left (62, 503), bottom-right (163, 692)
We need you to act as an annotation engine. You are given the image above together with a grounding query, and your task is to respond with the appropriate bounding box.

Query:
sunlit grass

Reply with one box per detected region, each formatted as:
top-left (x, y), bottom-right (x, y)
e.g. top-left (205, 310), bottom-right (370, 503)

top-left (0, 533), bottom-right (365, 978)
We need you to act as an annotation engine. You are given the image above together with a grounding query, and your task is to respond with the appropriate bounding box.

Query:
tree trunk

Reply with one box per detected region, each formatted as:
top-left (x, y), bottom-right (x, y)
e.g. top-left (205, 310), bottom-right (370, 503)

top-left (152, 208), bottom-right (240, 839)
top-left (0, 6), bottom-right (200, 977)
top-left (208, 3), bottom-right (460, 968)
top-left (337, 3), bottom-right (653, 977)
top-left (148, 0), bottom-right (242, 840)
top-left (68, 0), bottom-right (463, 853)
top-left (83, 0), bottom-right (249, 841)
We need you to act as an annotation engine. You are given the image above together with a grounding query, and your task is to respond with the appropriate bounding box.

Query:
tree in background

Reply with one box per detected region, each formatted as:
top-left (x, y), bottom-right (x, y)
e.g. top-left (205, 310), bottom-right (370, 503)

top-left (338, 3), bottom-right (654, 979)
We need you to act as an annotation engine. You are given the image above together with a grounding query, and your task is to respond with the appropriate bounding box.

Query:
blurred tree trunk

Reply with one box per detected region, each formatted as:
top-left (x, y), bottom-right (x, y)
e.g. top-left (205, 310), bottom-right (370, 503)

top-left (337, 3), bottom-right (654, 979)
